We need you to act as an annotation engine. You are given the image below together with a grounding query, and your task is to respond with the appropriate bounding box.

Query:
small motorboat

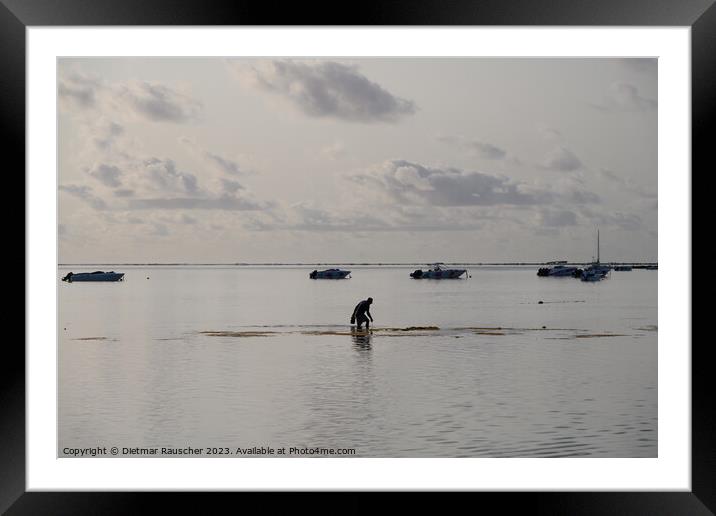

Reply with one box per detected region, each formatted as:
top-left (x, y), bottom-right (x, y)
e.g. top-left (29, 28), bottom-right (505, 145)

top-left (309, 268), bottom-right (351, 279)
top-left (62, 271), bottom-right (125, 282)
top-left (410, 263), bottom-right (467, 279)
top-left (537, 264), bottom-right (579, 277)
top-left (578, 264), bottom-right (610, 282)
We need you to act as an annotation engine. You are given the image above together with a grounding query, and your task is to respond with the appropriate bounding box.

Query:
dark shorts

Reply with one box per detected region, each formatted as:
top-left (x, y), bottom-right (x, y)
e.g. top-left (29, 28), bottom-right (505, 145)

top-left (356, 314), bottom-right (369, 325)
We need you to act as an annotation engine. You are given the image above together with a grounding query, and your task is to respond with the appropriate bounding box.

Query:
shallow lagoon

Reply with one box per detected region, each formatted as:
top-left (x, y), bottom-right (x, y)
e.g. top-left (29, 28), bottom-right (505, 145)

top-left (59, 266), bottom-right (657, 457)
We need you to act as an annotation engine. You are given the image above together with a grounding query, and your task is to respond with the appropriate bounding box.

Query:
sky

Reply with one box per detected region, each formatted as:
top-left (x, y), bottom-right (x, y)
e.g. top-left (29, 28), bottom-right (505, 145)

top-left (58, 58), bottom-right (657, 263)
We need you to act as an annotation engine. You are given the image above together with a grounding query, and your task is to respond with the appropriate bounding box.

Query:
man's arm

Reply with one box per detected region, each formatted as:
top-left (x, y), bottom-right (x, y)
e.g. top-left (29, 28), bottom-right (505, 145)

top-left (367, 308), bottom-right (373, 321)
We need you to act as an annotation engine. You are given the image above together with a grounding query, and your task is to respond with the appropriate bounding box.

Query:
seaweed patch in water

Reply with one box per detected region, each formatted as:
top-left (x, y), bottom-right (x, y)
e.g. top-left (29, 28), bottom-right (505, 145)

top-left (574, 333), bottom-right (628, 339)
top-left (377, 326), bottom-right (440, 332)
top-left (200, 331), bottom-right (277, 337)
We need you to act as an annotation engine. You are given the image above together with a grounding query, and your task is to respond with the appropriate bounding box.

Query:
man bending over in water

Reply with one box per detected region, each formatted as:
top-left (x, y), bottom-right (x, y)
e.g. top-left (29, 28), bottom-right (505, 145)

top-left (351, 297), bottom-right (374, 330)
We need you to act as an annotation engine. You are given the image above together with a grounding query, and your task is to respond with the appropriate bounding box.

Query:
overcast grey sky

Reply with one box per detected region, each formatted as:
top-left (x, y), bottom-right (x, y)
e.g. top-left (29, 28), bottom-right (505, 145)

top-left (58, 58), bottom-right (657, 263)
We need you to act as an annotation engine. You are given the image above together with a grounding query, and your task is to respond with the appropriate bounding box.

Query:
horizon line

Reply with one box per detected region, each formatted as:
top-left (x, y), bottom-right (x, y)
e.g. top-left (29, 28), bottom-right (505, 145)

top-left (58, 261), bottom-right (659, 266)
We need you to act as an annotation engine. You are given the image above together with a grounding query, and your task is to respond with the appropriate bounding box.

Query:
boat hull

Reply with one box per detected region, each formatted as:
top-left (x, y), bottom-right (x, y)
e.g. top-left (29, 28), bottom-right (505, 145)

top-left (63, 272), bottom-right (124, 282)
top-left (309, 269), bottom-right (351, 279)
top-left (411, 269), bottom-right (466, 279)
top-left (537, 266), bottom-right (578, 277)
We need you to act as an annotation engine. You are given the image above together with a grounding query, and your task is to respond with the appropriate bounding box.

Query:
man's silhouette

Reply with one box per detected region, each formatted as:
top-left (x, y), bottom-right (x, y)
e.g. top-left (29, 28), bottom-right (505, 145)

top-left (351, 297), bottom-right (374, 330)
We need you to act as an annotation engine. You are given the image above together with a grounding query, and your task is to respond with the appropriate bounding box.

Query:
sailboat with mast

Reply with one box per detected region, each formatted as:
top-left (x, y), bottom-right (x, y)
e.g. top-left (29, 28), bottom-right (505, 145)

top-left (579, 229), bottom-right (611, 281)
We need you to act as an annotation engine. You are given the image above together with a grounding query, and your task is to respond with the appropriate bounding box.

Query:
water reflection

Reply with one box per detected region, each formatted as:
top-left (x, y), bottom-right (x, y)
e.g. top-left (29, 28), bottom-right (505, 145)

top-left (350, 327), bottom-right (373, 351)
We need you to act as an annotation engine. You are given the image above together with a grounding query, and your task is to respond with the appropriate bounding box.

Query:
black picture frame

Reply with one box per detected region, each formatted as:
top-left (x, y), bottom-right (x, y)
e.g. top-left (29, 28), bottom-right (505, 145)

top-left (5, 0), bottom-right (707, 513)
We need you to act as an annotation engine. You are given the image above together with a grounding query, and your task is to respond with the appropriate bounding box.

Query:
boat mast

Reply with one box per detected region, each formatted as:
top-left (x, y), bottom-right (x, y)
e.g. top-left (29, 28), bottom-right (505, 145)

top-left (597, 229), bottom-right (600, 264)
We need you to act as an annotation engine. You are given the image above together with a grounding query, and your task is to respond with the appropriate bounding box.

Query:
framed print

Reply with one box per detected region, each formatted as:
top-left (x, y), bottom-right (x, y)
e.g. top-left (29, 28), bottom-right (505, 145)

top-left (5, 0), bottom-right (708, 513)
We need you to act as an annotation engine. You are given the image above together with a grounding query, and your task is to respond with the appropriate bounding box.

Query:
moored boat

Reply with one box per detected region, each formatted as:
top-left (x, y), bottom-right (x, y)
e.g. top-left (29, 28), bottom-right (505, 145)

top-left (410, 263), bottom-right (467, 279)
top-left (574, 229), bottom-right (611, 281)
top-left (537, 264), bottom-right (579, 277)
top-left (62, 271), bottom-right (125, 282)
top-left (580, 268), bottom-right (605, 282)
top-left (309, 268), bottom-right (351, 279)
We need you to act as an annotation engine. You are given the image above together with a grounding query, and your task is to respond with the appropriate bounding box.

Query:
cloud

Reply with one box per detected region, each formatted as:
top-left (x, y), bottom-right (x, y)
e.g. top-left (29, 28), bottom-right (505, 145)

top-left (579, 207), bottom-right (643, 230)
top-left (127, 196), bottom-right (267, 211)
top-left (348, 160), bottom-right (550, 207)
top-left (437, 135), bottom-right (507, 160)
top-left (599, 168), bottom-right (657, 198)
top-left (541, 146), bottom-right (582, 172)
top-left (180, 137), bottom-right (251, 176)
top-left (93, 120), bottom-right (124, 150)
top-left (113, 189), bottom-right (135, 198)
top-left (592, 82), bottom-right (657, 113)
top-left (266, 201), bottom-right (487, 233)
top-left (88, 163), bottom-right (123, 187)
top-left (59, 184), bottom-right (107, 210)
top-left (204, 151), bottom-right (243, 175)
top-left (234, 60), bottom-right (417, 123)
top-left (58, 68), bottom-right (202, 124)
top-left (58, 72), bottom-right (99, 108)
top-left (117, 81), bottom-right (202, 123)
top-left (221, 179), bottom-right (244, 194)
top-left (143, 158), bottom-right (199, 195)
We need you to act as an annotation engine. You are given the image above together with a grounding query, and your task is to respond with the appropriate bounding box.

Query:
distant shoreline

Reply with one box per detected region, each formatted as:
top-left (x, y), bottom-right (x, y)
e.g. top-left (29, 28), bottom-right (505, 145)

top-left (58, 262), bottom-right (659, 267)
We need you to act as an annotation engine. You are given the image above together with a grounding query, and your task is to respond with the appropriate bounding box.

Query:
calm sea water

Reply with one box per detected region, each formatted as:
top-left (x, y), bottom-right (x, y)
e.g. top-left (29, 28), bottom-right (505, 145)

top-left (58, 266), bottom-right (657, 457)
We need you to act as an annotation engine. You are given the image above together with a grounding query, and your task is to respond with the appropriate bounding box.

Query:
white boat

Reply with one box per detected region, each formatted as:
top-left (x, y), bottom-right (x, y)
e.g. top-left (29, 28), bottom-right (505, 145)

top-left (410, 263), bottom-right (467, 279)
top-left (577, 230), bottom-right (610, 281)
top-left (309, 268), bottom-right (351, 279)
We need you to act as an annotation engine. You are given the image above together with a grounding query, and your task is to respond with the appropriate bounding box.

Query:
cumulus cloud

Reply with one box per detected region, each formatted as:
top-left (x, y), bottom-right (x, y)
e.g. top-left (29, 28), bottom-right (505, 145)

top-left (92, 120), bottom-right (124, 150)
top-left (58, 69), bottom-right (202, 124)
top-left (541, 146), bottom-right (582, 172)
top-left (117, 81), bottom-right (202, 123)
top-left (348, 160), bottom-right (549, 207)
top-left (180, 137), bottom-right (251, 176)
top-left (233, 60), bottom-right (417, 123)
top-left (221, 179), bottom-right (244, 194)
top-left (58, 72), bottom-right (99, 108)
top-left (437, 135), bottom-right (507, 160)
top-left (61, 148), bottom-right (271, 215)
top-left (593, 82), bottom-right (657, 113)
top-left (88, 163), bottom-right (123, 187)
top-left (143, 158), bottom-right (199, 195)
